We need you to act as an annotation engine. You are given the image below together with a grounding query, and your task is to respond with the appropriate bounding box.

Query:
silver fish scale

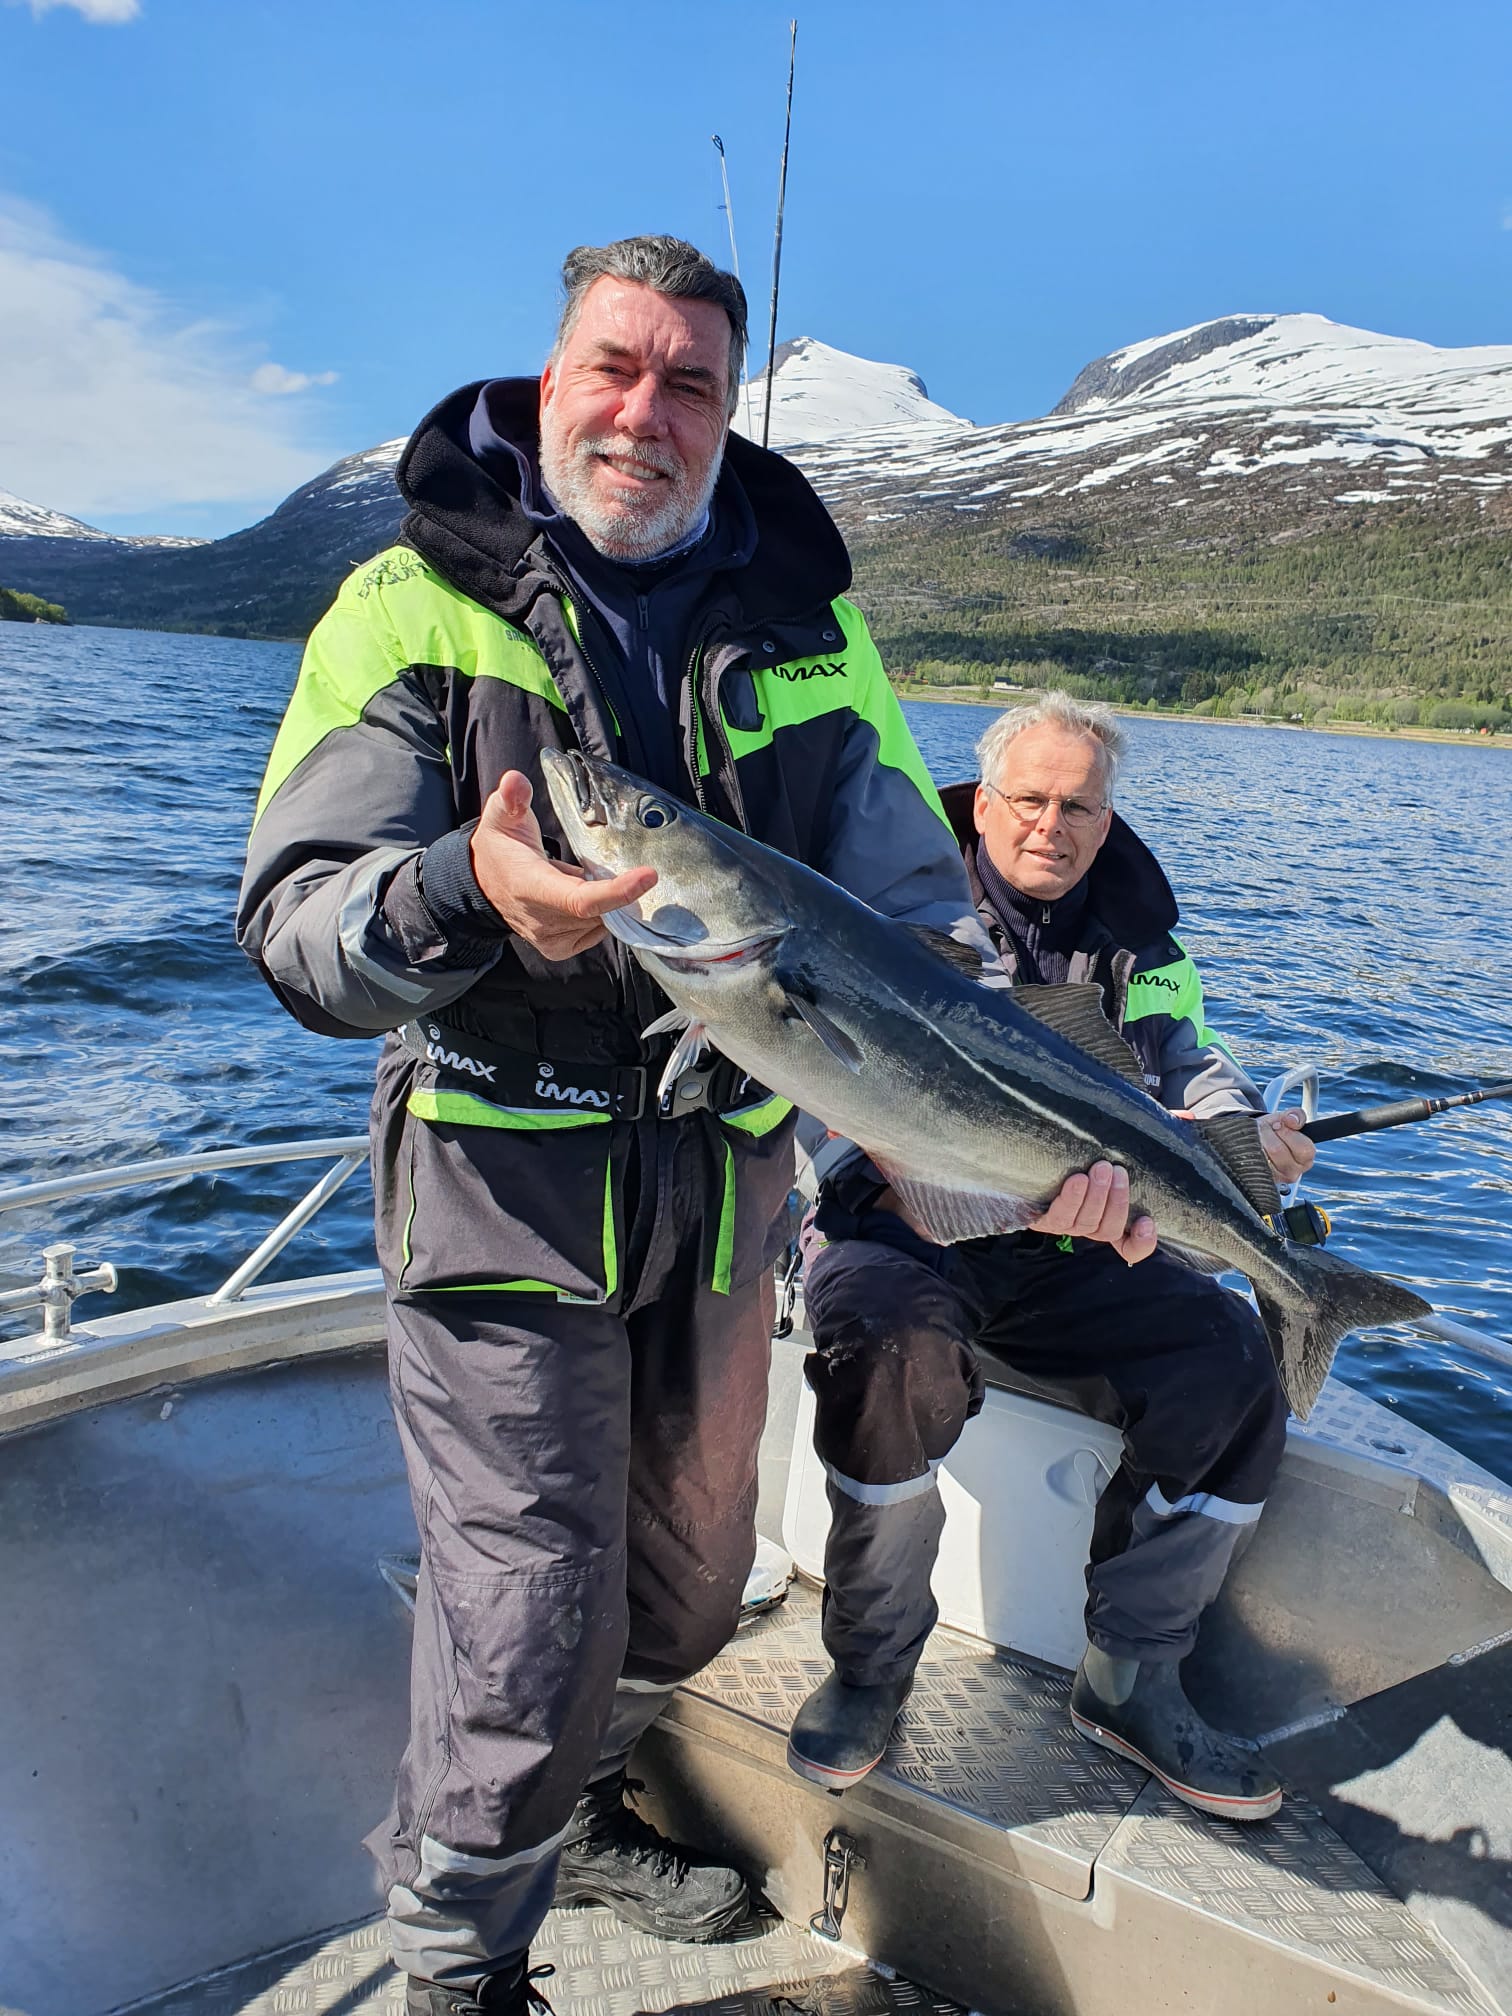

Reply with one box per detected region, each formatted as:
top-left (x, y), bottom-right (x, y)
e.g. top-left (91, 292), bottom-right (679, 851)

top-left (125, 1907), bottom-right (963, 2015)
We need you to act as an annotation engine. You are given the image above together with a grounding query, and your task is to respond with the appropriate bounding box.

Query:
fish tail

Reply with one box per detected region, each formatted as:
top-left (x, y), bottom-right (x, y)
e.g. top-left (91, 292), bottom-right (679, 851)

top-left (1253, 1247), bottom-right (1433, 1421)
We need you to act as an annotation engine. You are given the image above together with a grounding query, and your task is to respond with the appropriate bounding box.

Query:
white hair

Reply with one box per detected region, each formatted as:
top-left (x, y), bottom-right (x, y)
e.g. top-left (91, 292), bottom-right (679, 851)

top-left (975, 689), bottom-right (1127, 800)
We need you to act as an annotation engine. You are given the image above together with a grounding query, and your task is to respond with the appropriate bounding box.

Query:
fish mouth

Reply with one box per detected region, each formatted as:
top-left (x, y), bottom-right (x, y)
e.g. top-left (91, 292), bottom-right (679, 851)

top-left (542, 747), bottom-right (602, 826)
top-left (644, 930), bottom-right (783, 973)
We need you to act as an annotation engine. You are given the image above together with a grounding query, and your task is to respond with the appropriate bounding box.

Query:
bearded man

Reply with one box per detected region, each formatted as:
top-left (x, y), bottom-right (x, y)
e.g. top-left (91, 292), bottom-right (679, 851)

top-left (241, 237), bottom-right (1144, 2014)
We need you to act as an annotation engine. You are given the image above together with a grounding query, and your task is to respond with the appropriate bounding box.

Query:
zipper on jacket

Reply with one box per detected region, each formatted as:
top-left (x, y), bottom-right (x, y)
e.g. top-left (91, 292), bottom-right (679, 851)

top-left (691, 639), bottom-right (752, 834)
top-left (558, 591), bottom-right (623, 748)
top-left (683, 640), bottom-right (712, 813)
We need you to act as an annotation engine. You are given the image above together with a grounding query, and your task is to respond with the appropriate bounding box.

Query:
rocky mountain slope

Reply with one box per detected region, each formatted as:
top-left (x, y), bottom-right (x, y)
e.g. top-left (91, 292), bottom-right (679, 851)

top-left (2, 319), bottom-right (1508, 707)
top-left (804, 313), bottom-right (1512, 538)
top-left (0, 486), bottom-right (204, 547)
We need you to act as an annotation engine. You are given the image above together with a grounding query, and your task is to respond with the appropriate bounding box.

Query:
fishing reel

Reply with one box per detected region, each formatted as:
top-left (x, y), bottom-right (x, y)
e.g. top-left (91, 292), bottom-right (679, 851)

top-left (1273, 1201), bottom-right (1332, 1247)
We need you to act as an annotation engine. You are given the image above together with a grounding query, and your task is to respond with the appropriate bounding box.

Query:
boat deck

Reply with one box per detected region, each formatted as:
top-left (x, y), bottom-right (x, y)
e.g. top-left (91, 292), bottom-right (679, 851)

top-left (124, 1585), bottom-right (1498, 2016)
top-left (126, 1904), bottom-right (961, 2016)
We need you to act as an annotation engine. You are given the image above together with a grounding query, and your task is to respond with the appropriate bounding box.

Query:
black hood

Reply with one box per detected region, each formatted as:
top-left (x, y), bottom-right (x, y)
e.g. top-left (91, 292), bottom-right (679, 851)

top-left (395, 377), bottom-right (852, 623)
top-left (938, 777), bottom-right (1179, 945)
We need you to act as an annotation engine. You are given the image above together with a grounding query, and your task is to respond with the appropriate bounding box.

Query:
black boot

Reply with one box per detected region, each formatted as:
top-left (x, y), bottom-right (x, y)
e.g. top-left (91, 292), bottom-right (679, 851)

top-left (405, 1960), bottom-right (554, 2016)
top-left (1071, 1647), bottom-right (1282, 1822)
top-left (553, 1769), bottom-right (749, 1941)
top-left (786, 1669), bottom-right (914, 1791)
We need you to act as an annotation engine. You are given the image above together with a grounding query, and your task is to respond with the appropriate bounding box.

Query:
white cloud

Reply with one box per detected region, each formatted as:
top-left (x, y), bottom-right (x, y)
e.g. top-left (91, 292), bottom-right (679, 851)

top-left (11, 0), bottom-right (141, 20)
top-left (249, 361), bottom-right (340, 396)
top-left (0, 197), bottom-right (339, 520)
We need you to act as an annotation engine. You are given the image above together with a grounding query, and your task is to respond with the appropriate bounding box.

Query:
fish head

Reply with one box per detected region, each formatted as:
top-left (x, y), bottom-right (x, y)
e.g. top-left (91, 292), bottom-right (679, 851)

top-left (540, 749), bottom-right (790, 979)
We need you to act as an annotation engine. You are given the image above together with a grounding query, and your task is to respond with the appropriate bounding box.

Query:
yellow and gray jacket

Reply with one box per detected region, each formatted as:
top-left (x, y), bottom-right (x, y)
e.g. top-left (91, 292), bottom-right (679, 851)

top-left (238, 379), bottom-right (978, 1054)
top-left (236, 380), bottom-right (983, 1304)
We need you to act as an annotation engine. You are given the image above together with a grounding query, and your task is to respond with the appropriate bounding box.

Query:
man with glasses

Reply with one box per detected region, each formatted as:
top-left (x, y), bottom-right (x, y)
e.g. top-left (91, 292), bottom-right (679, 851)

top-left (788, 690), bottom-right (1315, 1823)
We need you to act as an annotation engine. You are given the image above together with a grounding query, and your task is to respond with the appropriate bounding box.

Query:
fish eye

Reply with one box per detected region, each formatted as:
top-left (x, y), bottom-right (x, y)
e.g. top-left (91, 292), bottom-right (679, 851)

top-left (637, 799), bottom-right (676, 829)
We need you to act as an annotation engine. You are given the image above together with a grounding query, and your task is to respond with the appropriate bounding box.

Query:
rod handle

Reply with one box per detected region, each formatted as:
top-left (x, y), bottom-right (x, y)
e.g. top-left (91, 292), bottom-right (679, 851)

top-left (1300, 1098), bottom-right (1435, 1144)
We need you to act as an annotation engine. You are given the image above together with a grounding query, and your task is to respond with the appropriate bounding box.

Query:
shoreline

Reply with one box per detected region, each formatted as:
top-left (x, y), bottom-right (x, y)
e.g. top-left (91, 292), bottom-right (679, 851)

top-left (893, 685), bottom-right (1512, 751)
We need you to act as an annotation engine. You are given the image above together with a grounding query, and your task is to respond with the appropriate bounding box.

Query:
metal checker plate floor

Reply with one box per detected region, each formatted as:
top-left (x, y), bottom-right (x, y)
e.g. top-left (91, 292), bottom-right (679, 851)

top-left (685, 1582), bottom-right (1145, 1888)
top-left (122, 1906), bottom-right (964, 2016)
top-left (1298, 1379), bottom-right (1510, 1499)
top-left (1099, 1784), bottom-right (1495, 2014)
top-left (691, 1589), bottom-right (1495, 2013)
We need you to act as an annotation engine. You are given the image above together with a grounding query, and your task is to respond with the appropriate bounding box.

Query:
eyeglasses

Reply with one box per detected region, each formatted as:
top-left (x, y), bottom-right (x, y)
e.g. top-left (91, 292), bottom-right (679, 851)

top-left (984, 783), bottom-right (1106, 830)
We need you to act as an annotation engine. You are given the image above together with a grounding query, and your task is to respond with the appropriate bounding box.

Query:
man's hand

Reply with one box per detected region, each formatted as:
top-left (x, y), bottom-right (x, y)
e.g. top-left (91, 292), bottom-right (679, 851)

top-left (1028, 1161), bottom-right (1157, 1266)
top-left (470, 770), bottom-right (657, 962)
top-left (1258, 1107), bottom-right (1315, 1185)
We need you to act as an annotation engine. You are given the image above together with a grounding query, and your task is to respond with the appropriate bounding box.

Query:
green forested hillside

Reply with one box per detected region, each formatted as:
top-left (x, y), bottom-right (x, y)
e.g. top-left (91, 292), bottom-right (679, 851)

top-left (0, 586), bottom-right (68, 623)
top-left (849, 498), bottom-right (1512, 730)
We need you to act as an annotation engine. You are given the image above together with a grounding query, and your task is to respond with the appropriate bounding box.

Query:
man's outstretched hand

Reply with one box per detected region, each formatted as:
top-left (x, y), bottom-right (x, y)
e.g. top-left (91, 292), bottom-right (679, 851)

top-left (1028, 1160), bottom-right (1157, 1265)
top-left (470, 770), bottom-right (657, 962)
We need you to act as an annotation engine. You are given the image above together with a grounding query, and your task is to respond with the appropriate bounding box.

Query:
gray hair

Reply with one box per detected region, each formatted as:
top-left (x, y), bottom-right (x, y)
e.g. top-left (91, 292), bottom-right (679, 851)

top-left (975, 689), bottom-right (1127, 801)
top-left (551, 236), bottom-right (748, 420)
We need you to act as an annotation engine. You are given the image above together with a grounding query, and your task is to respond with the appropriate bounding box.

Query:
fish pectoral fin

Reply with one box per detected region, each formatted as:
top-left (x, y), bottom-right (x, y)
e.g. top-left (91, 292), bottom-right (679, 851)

top-left (902, 924), bottom-right (985, 976)
top-left (1196, 1112), bottom-right (1283, 1220)
top-left (782, 992), bottom-right (864, 1074)
top-left (654, 1019), bottom-right (712, 1104)
top-left (870, 1163), bottom-right (1042, 1244)
top-left (1011, 984), bottom-right (1148, 1092)
top-left (641, 1008), bottom-right (692, 1040)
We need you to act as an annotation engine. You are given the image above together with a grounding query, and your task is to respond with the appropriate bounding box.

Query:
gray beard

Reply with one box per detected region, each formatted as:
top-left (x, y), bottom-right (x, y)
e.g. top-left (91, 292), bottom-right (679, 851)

top-left (539, 421), bottom-right (722, 560)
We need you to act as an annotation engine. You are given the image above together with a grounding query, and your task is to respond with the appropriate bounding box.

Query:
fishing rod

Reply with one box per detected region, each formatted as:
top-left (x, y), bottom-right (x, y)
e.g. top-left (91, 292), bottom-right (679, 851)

top-left (1298, 1082), bottom-right (1512, 1145)
top-left (710, 134), bottom-right (755, 440)
top-left (762, 18), bottom-right (798, 449)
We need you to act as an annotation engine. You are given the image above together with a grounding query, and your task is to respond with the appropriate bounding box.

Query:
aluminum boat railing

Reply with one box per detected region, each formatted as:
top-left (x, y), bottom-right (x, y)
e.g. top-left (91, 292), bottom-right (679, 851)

top-left (0, 1081), bottom-right (1506, 1371)
top-left (0, 1135), bottom-right (368, 1341)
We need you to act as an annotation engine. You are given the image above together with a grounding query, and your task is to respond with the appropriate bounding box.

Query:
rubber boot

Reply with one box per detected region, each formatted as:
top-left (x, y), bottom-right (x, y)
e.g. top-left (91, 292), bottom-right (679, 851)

top-left (786, 1669), bottom-right (914, 1791)
top-left (1071, 1646), bottom-right (1282, 1822)
top-left (553, 1768), bottom-right (749, 1941)
top-left (405, 1959), bottom-right (555, 2015)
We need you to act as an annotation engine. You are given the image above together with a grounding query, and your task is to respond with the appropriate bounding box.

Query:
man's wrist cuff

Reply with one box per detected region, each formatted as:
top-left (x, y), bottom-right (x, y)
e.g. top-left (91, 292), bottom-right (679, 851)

top-left (418, 823), bottom-right (509, 940)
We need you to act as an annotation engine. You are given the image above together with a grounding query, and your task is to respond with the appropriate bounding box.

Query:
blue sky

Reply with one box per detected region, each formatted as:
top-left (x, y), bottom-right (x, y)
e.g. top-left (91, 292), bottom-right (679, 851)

top-left (2, 0), bottom-right (1510, 537)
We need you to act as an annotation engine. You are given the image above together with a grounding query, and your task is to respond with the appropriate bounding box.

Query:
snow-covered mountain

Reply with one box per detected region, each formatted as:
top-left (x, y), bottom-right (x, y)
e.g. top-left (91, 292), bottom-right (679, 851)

top-left (0, 486), bottom-right (203, 547)
top-left (733, 337), bottom-right (968, 447)
top-left (5, 315), bottom-right (1509, 635)
top-left (1055, 313), bottom-right (1512, 426)
top-left (803, 313), bottom-right (1512, 526)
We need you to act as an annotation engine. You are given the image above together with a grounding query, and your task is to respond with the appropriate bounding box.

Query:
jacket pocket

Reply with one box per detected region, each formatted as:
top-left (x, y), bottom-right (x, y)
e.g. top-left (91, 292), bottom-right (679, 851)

top-left (712, 1093), bottom-right (798, 1295)
top-left (397, 1084), bottom-right (623, 1305)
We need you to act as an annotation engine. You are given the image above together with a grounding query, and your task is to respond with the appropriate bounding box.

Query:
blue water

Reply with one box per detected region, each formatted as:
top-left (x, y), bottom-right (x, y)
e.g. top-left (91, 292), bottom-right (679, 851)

top-left (3, 625), bottom-right (1510, 1481)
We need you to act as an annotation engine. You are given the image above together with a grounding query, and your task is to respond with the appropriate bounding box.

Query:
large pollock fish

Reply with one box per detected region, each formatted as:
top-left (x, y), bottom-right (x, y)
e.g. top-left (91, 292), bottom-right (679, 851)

top-left (542, 749), bottom-right (1431, 1416)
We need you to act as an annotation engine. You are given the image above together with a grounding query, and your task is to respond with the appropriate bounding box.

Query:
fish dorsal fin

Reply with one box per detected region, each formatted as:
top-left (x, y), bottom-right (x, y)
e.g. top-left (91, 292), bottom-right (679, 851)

top-left (782, 990), bottom-right (865, 1074)
top-left (1012, 983), bottom-right (1148, 1092)
top-left (1196, 1112), bottom-right (1283, 1220)
top-left (869, 1158), bottom-right (1041, 1245)
top-left (902, 924), bottom-right (984, 977)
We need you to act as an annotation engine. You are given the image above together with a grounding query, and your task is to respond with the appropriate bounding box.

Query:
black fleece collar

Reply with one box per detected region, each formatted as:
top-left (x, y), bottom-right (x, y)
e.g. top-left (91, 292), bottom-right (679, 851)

top-left (394, 377), bottom-right (852, 624)
top-left (938, 777), bottom-right (1179, 948)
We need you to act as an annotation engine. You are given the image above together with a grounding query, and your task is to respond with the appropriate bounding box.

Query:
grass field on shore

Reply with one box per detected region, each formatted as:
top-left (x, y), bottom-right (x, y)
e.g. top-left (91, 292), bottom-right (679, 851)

top-left (895, 682), bottom-right (1512, 750)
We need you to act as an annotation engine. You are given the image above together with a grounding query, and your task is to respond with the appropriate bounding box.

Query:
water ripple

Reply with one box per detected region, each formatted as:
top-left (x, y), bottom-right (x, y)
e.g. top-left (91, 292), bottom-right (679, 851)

top-left (0, 634), bottom-right (1507, 1481)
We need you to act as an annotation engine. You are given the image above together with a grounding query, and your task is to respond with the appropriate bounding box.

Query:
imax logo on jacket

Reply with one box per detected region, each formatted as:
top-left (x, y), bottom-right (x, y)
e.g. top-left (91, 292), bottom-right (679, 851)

top-left (534, 1064), bottom-right (610, 1109)
top-left (770, 661), bottom-right (845, 681)
top-left (425, 1038), bottom-right (497, 1083)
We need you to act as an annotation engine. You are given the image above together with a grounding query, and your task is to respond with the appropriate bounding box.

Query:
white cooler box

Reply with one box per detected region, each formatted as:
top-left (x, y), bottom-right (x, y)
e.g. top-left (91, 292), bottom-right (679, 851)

top-left (782, 1375), bottom-right (1125, 1673)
